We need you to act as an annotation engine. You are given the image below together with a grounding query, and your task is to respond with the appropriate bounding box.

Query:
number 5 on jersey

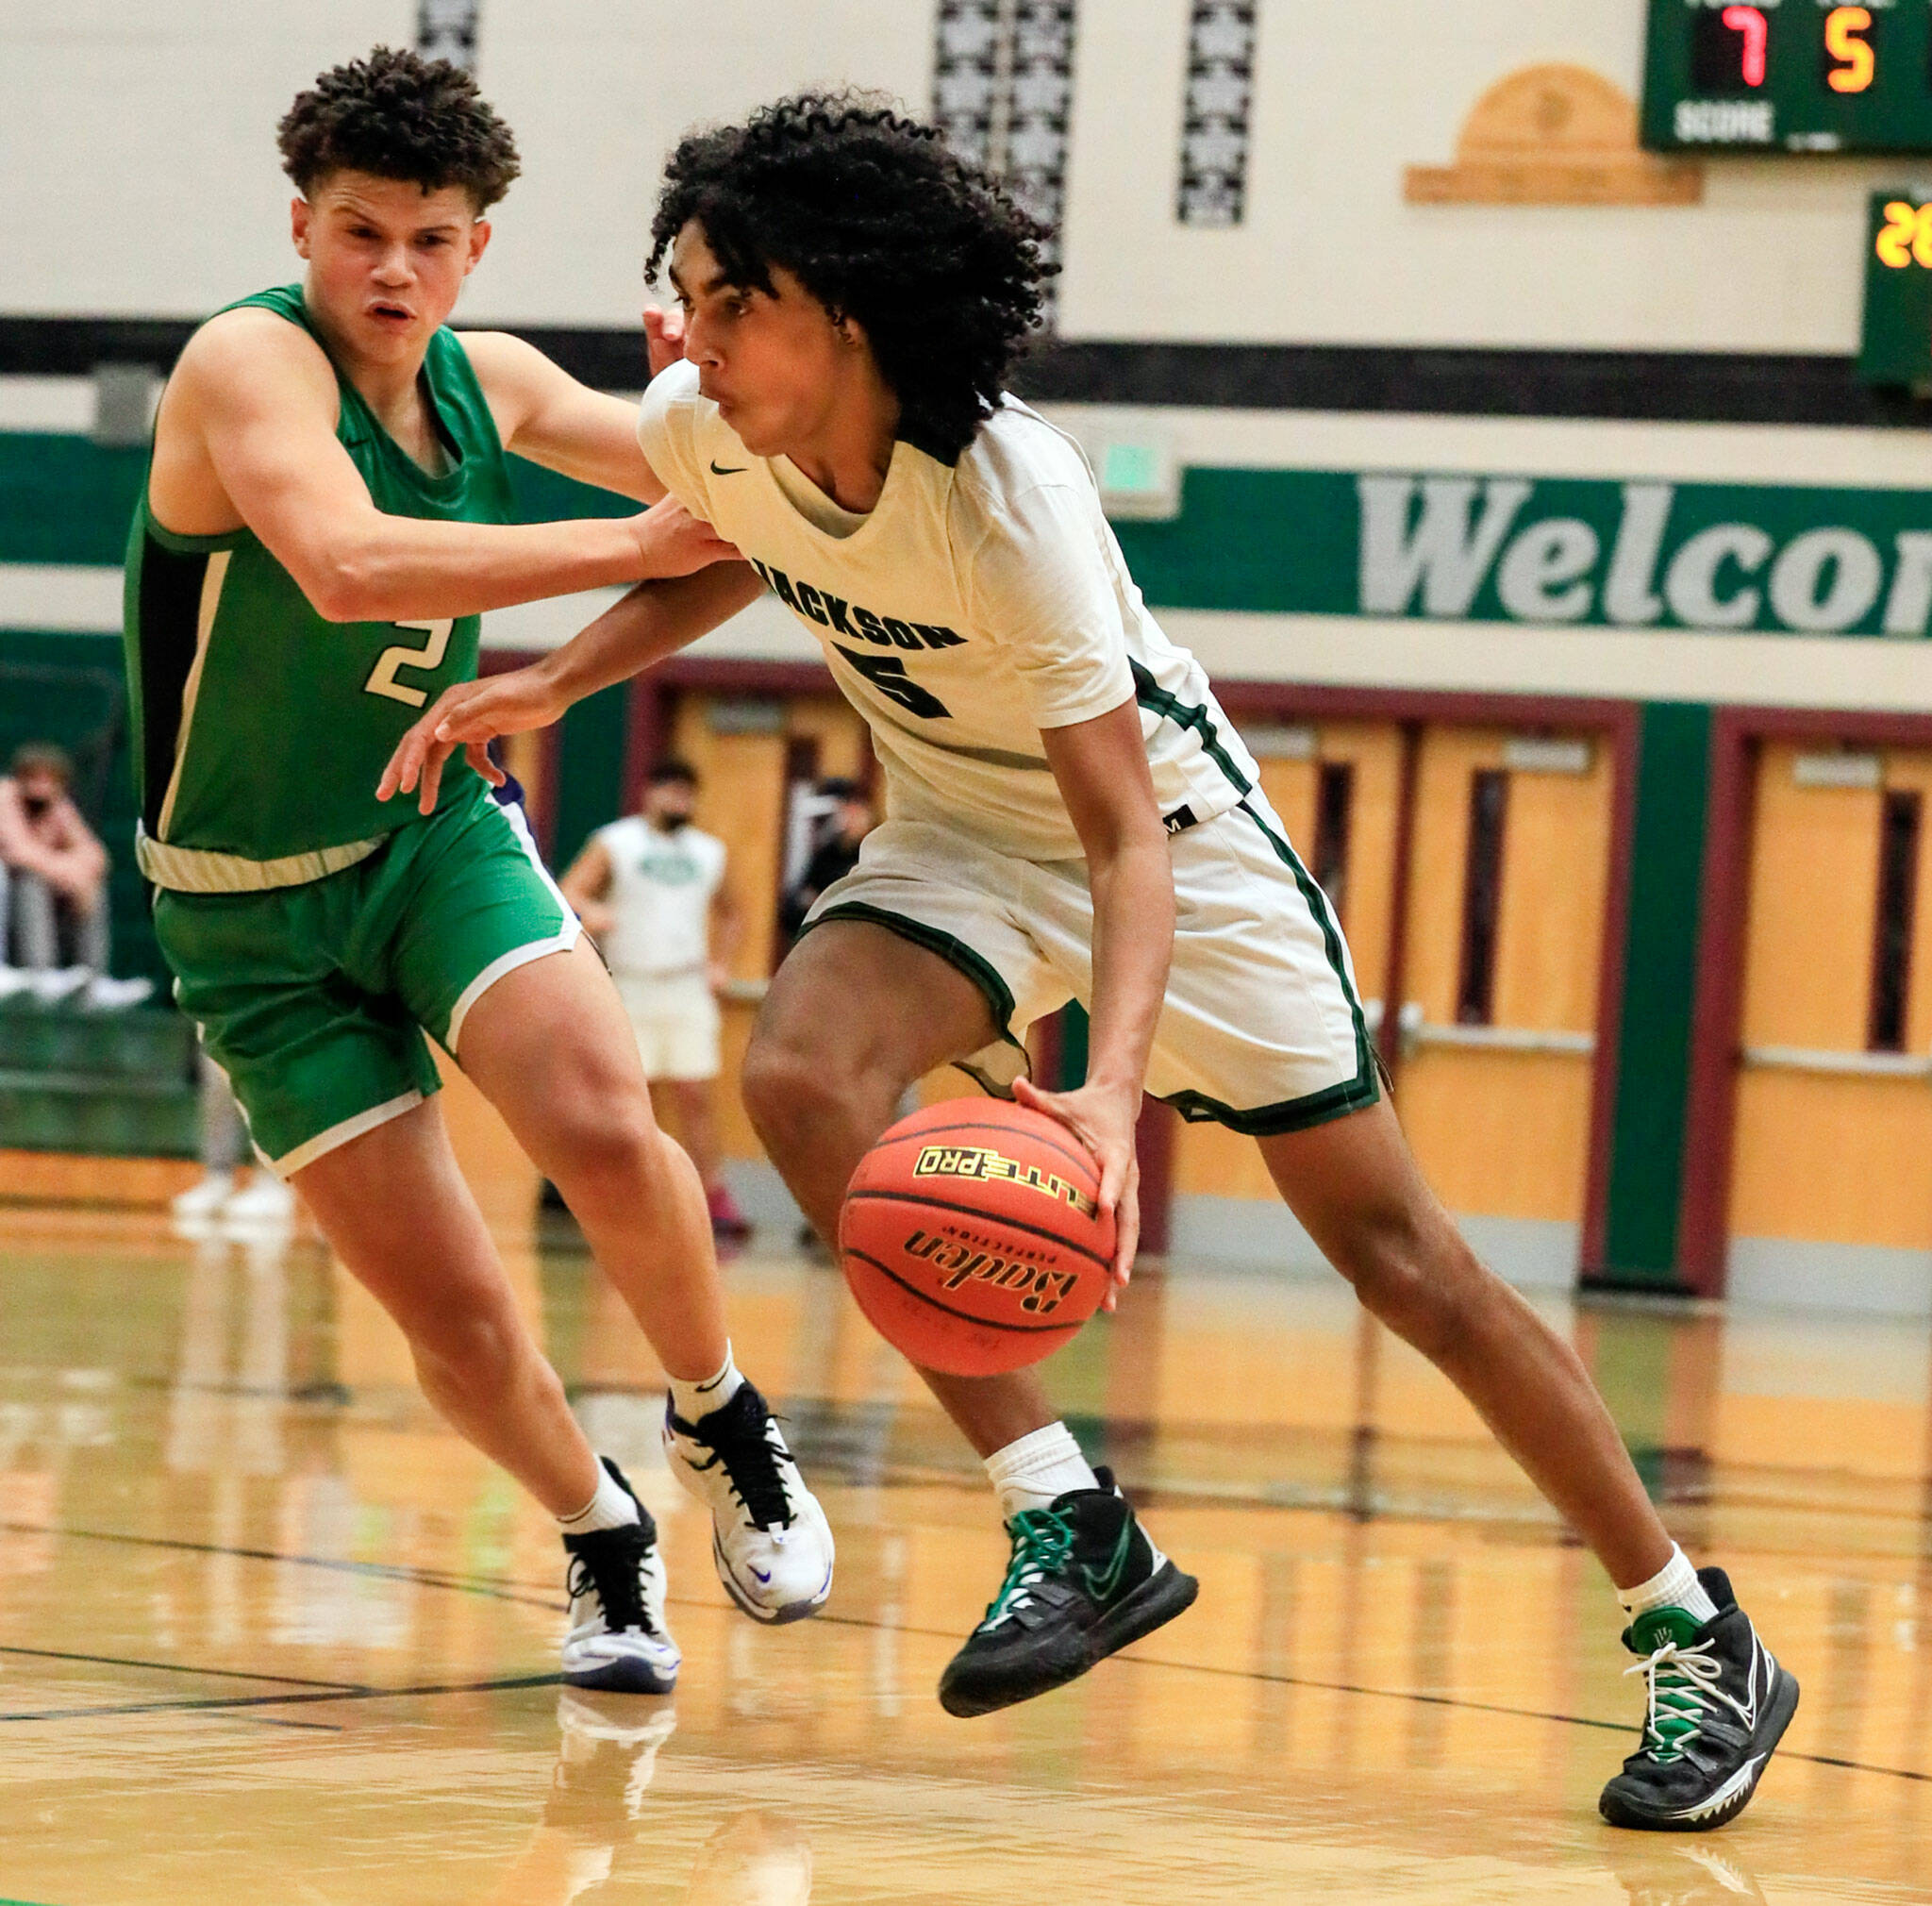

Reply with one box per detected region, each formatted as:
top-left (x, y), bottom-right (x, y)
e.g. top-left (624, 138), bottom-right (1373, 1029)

top-left (834, 644), bottom-right (953, 719)
top-left (365, 619), bottom-right (454, 708)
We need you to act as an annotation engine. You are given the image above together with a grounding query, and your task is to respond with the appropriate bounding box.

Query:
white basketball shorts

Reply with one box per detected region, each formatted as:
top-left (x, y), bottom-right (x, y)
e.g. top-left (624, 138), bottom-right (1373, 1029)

top-left (802, 794), bottom-right (1379, 1135)
top-left (611, 971), bottom-right (723, 1082)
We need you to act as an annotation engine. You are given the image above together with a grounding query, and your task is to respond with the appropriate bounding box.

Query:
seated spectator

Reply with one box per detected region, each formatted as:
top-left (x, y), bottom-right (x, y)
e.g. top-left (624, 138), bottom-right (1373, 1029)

top-left (778, 777), bottom-right (877, 945)
top-left (0, 742), bottom-right (147, 1006)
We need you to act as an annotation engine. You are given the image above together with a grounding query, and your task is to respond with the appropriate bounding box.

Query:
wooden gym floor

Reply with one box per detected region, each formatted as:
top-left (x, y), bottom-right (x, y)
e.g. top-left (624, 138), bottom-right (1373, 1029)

top-left (0, 1203), bottom-right (1926, 1904)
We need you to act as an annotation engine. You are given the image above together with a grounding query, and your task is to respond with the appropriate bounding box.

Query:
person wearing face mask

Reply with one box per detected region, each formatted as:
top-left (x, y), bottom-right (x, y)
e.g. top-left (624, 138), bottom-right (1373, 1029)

top-left (0, 743), bottom-right (145, 1004)
top-left (561, 759), bottom-right (748, 1241)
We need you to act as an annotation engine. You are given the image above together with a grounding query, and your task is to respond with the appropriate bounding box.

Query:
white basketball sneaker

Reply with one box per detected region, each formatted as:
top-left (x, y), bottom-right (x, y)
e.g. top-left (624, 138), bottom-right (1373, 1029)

top-left (170, 1171), bottom-right (236, 1222)
top-left (222, 1174), bottom-right (297, 1227)
top-left (560, 1460), bottom-right (682, 1694)
top-left (662, 1381), bottom-right (834, 1624)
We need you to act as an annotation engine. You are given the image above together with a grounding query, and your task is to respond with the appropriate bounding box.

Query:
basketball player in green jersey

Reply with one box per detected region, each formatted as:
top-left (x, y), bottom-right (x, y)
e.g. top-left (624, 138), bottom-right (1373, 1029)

top-left (125, 50), bottom-right (835, 1695)
top-left (388, 95), bottom-right (1796, 1830)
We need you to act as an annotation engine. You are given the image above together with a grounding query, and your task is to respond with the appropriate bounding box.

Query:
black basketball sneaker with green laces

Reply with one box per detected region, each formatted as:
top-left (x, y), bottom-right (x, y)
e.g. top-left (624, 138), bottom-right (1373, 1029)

top-left (1599, 1566), bottom-right (1799, 1831)
top-left (938, 1466), bottom-right (1198, 1718)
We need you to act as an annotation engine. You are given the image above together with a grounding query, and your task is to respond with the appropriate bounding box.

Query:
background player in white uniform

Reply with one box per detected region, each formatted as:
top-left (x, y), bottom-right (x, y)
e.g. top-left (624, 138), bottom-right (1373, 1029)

top-left (562, 759), bottom-right (749, 1238)
top-left (387, 95), bottom-right (1794, 1832)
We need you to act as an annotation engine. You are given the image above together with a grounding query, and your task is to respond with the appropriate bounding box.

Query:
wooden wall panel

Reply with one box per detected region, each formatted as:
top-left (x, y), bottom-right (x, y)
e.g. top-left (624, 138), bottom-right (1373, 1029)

top-left (1728, 744), bottom-right (1932, 1250)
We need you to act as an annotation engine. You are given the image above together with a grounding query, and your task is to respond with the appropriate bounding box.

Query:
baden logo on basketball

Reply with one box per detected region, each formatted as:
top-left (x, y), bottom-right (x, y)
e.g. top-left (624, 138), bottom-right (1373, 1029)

top-left (912, 1144), bottom-right (1100, 1217)
top-left (840, 1098), bottom-right (1113, 1376)
top-left (904, 1229), bottom-right (1083, 1314)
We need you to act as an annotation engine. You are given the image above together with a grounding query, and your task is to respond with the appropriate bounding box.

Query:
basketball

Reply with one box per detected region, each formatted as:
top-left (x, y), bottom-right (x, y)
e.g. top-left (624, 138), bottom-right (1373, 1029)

top-left (838, 1098), bottom-right (1117, 1376)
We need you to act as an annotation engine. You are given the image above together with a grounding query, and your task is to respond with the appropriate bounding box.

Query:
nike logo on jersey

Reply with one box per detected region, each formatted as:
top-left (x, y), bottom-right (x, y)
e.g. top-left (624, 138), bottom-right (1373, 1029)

top-left (748, 560), bottom-right (965, 652)
top-left (709, 460), bottom-right (747, 475)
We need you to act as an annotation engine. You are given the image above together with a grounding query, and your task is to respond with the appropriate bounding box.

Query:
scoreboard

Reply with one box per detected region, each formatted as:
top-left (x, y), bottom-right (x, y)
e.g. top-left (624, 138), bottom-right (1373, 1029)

top-left (1860, 191), bottom-right (1932, 380)
top-left (1642, 0), bottom-right (1932, 151)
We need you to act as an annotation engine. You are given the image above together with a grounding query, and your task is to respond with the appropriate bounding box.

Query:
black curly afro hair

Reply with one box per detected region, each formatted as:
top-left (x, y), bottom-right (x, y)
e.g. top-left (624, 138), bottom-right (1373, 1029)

top-left (647, 92), bottom-right (1056, 465)
top-left (277, 46), bottom-right (520, 212)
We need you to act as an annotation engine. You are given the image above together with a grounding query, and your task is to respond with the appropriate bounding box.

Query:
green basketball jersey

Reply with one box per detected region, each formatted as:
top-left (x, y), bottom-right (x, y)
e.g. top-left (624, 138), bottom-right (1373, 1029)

top-left (123, 284), bottom-right (518, 893)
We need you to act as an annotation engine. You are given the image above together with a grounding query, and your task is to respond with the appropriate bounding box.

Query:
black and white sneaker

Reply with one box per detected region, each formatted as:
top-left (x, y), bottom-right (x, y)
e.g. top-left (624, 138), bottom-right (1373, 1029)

top-left (1600, 1566), bottom-right (1799, 1832)
top-left (939, 1466), bottom-right (1198, 1718)
top-left (559, 1459), bottom-right (681, 1695)
top-left (663, 1381), bottom-right (834, 1624)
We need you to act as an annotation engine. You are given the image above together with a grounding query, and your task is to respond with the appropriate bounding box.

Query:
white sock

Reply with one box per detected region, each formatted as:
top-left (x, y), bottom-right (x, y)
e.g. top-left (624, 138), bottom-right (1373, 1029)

top-left (668, 1343), bottom-right (744, 1426)
top-left (985, 1422), bottom-right (1099, 1520)
top-left (1617, 1543), bottom-right (1719, 1625)
top-left (557, 1461), bottom-right (639, 1534)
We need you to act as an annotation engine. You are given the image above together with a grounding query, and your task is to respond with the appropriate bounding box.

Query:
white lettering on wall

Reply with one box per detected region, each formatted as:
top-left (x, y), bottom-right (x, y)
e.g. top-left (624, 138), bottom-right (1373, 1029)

top-left (1663, 524), bottom-right (1774, 627)
top-left (1495, 518), bottom-right (1600, 621)
top-left (1357, 476), bottom-right (1533, 618)
top-left (1766, 528), bottom-right (1883, 633)
top-left (1882, 533), bottom-right (1932, 637)
top-left (1603, 483), bottom-right (1674, 626)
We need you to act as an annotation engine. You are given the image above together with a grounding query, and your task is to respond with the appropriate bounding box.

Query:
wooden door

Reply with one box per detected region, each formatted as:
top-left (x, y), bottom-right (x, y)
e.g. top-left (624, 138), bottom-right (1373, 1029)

top-left (1726, 742), bottom-right (1932, 1307)
top-left (1391, 728), bottom-right (1613, 1286)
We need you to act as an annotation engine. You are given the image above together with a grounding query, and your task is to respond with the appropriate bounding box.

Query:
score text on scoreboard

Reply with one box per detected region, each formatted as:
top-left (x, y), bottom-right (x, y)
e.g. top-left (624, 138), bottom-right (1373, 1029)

top-left (1861, 188), bottom-right (1932, 382)
top-left (1643, 0), bottom-right (1932, 152)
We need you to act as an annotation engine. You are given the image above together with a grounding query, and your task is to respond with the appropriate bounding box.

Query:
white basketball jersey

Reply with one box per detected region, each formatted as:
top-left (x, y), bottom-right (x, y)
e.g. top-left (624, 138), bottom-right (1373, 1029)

top-left (591, 814), bottom-right (726, 978)
top-left (637, 359), bottom-right (1257, 862)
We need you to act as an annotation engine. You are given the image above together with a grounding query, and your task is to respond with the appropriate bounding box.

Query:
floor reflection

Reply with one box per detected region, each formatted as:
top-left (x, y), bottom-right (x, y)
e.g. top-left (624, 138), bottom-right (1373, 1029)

top-left (0, 1212), bottom-right (1925, 1902)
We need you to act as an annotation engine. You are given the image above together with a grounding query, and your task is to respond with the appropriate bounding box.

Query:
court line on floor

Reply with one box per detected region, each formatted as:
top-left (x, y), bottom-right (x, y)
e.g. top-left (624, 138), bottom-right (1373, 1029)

top-left (0, 1672), bottom-right (560, 1726)
top-left (0, 1519), bottom-right (561, 1613)
top-left (7, 1518), bottom-right (1926, 1787)
top-left (0, 1643), bottom-right (371, 1693)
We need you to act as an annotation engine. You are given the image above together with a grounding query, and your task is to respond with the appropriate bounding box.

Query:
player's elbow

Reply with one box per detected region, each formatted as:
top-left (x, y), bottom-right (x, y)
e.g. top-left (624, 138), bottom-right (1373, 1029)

top-left (302, 546), bottom-right (384, 624)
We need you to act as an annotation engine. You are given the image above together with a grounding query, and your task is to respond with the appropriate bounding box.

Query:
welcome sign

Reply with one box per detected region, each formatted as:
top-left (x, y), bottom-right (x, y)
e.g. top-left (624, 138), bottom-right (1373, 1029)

top-left (1113, 470), bottom-right (1932, 639)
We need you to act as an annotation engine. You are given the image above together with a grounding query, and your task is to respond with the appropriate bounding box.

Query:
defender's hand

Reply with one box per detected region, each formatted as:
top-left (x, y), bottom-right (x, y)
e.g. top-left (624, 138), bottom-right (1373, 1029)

top-left (1011, 1075), bottom-right (1142, 1304)
top-left (643, 305), bottom-right (688, 378)
top-left (627, 494), bottom-right (737, 579)
top-left (377, 667), bottom-right (566, 816)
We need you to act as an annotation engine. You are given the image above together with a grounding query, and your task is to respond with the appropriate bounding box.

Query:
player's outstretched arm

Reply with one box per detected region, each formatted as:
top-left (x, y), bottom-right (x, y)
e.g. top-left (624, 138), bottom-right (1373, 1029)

top-left (458, 329), bottom-right (667, 503)
top-left (173, 311), bottom-right (729, 622)
top-left (378, 560), bottom-right (766, 813)
top-left (1021, 698), bottom-right (1177, 1295)
top-left (458, 306), bottom-right (691, 502)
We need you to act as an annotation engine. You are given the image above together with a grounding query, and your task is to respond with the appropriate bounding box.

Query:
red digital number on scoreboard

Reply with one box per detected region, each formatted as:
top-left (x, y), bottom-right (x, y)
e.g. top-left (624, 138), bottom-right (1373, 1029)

top-left (1690, 3), bottom-right (1878, 96)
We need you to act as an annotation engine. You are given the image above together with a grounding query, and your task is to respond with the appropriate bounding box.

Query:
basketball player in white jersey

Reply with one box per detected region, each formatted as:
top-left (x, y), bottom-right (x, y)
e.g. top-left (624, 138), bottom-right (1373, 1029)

top-left (561, 759), bottom-right (748, 1238)
top-left (383, 95), bottom-right (1793, 1831)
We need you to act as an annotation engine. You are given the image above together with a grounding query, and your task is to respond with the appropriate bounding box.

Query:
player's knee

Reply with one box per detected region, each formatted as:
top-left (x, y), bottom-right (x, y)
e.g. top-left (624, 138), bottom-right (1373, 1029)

top-left (546, 1081), bottom-right (658, 1195)
top-left (1327, 1200), bottom-right (1475, 1358)
top-left (741, 1032), bottom-right (852, 1156)
top-left (411, 1299), bottom-right (529, 1404)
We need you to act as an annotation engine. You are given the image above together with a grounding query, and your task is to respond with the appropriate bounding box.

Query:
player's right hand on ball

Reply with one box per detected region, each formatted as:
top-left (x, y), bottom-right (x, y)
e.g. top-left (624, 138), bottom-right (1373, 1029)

top-left (376, 667), bottom-right (565, 816)
top-left (629, 495), bottom-right (738, 579)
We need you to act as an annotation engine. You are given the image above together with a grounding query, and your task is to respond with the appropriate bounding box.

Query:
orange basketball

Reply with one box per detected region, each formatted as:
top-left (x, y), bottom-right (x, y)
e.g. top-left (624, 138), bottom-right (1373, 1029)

top-left (838, 1097), bottom-right (1116, 1376)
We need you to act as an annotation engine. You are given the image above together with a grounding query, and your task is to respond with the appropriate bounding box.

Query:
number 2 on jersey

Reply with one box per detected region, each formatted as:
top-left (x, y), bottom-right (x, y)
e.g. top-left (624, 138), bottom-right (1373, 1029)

top-left (364, 619), bottom-right (453, 708)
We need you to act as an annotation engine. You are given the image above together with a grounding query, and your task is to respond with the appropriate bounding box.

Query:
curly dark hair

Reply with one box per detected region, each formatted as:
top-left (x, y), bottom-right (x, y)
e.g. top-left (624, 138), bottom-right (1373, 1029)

top-left (647, 93), bottom-right (1055, 464)
top-left (277, 47), bottom-right (520, 211)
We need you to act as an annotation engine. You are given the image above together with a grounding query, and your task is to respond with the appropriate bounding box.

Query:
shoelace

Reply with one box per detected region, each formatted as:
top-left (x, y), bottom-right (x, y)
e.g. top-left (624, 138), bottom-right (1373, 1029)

top-left (983, 1508), bottom-right (1075, 1627)
top-left (703, 1413), bottom-right (795, 1530)
top-left (1625, 1638), bottom-right (1739, 1763)
top-left (566, 1525), bottom-right (655, 1635)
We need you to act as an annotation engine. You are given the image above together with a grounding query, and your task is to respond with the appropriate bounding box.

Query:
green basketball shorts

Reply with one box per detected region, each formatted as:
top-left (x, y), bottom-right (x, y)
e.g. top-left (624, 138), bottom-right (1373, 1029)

top-left (154, 789), bottom-right (579, 1178)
